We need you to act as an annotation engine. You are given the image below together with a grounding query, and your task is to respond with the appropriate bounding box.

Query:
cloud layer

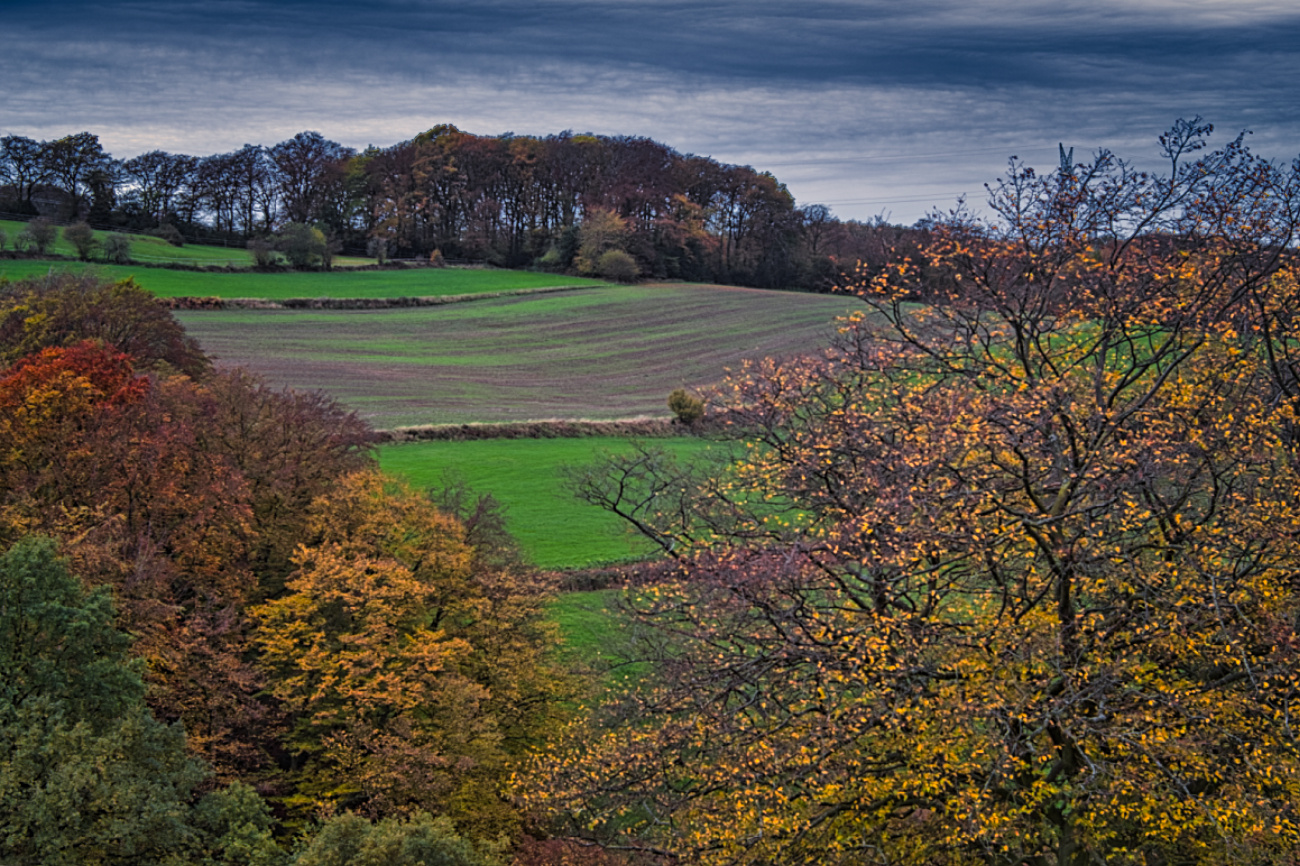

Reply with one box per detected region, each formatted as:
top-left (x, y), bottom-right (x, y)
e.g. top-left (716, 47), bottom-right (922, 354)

top-left (4, 0), bottom-right (1298, 222)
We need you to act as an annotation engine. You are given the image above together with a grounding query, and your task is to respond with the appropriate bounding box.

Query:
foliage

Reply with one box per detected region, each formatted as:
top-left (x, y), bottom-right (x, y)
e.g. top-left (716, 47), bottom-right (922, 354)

top-left (248, 237), bottom-right (278, 268)
top-left (16, 216), bottom-right (56, 254)
top-left (292, 811), bottom-right (499, 866)
top-left (253, 471), bottom-right (563, 835)
top-left (277, 222), bottom-right (329, 269)
top-left (0, 537), bottom-right (207, 865)
top-left (0, 338), bottom-right (375, 781)
top-left (103, 232), bottom-right (133, 263)
top-left (0, 271), bottom-right (209, 376)
top-left (595, 249), bottom-right (639, 282)
top-left (574, 209), bottom-right (629, 277)
top-left (188, 781), bottom-right (286, 866)
top-left (526, 121), bottom-right (1300, 864)
top-left (63, 220), bottom-right (98, 260)
top-left (151, 222), bottom-right (186, 246)
top-left (666, 387), bottom-right (704, 425)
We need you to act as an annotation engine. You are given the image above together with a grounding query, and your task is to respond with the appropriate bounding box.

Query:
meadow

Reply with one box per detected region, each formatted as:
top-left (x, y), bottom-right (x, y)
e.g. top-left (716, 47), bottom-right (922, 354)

top-left (379, 436), bottom-right (716, 569)
top-left (0, 218), bottom-right (259, 266)
top-left (0, 255), bottom-right (604, 298)
top-left (177, 283), bottom-right (859, 427)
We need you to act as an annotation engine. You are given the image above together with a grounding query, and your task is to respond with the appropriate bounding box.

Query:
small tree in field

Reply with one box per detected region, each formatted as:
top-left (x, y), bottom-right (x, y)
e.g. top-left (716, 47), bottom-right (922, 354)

top-left (596, 248), bottom-right (639, 282)
top-left (667, 387), bottom-right (704, 425)
top-left (247, 237), bottom-right (278, 268)
top-left (64, 221), bottom-right (98, 260)
top-left (102, 232), bottom-right (132, 263)
top-left (16, 217), bottom-right (56, 255)
top-left (276, 221), bottom-right (327, 269)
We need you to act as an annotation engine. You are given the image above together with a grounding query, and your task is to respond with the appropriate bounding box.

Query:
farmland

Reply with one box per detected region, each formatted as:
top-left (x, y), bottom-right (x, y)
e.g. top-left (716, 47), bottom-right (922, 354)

top-left (0, 255), bottom-right (603, 298)
top-left (177, 283), bottom-right (861, 427)
top-left (0, 218), bottom-right (257, 266)
top-left (379, 436), bottom-right (717, 569)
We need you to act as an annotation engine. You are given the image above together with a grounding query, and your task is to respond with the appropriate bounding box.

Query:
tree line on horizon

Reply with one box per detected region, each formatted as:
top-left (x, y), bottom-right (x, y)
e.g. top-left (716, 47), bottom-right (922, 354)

top-left (0, 126), bottom-right (920, 288)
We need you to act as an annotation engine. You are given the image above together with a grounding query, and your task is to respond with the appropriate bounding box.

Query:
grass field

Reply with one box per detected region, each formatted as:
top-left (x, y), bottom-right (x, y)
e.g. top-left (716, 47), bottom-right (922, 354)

top-left (0, 256), bottom-right (605, 299)
top-left (378, 436), bottom-right (715, 569)
top-left (0, 219), bottom-right (260, 266)
top-left (178, 283), bottom-right (861, 427)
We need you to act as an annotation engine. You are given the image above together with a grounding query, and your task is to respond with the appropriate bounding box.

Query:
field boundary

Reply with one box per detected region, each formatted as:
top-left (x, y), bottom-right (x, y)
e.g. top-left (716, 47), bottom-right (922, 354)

top-left (377, 417), bottom-right (713, 441)
top-left (162, 283), bottom-right (604, 310)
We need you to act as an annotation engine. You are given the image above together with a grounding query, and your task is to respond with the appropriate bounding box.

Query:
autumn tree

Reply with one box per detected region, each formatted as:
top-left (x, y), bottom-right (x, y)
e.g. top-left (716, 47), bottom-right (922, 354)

top-left (527, 121), bottom-right (1300, 865)
top-left (254, 472), bottom-right (563, 837)
top-left (0, 332), bottom-right (372, 781)
top-left (0, 272), bottom-right (209, 376)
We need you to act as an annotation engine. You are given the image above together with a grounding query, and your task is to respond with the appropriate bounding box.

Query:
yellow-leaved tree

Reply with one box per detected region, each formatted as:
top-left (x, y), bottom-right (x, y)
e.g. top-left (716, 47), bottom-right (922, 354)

top-left (525, 120), bottom-right (1300, 865)
top-left (255, 470), bottom-right (564, 838)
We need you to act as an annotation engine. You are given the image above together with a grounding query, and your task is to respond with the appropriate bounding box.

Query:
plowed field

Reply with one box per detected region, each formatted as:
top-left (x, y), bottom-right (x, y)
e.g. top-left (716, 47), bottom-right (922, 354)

top-left (177, 283), bottom-right (860, 428)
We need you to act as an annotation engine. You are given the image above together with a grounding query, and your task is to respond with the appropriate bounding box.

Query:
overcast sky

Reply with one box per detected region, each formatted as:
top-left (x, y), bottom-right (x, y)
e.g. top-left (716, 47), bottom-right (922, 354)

top-left (3, 0), bottom-right (1298, 223)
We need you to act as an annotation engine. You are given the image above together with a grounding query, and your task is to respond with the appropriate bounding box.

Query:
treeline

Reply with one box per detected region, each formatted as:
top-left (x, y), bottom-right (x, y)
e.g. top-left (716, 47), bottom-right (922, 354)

top-left (0, 127), bottom-right (924, 288)
top-left (0, 273), bottom-right (581, 864)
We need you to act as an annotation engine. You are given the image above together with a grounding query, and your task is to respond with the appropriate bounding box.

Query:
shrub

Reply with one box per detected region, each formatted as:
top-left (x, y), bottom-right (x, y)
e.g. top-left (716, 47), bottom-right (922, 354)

top-left (367, 236), bottom-right (388, 265)
top-left (64, 222), bottom-right (98, 260)
top-left (247, 237), bottom-right (278, 268)
top-left (429, 248), bottom-right (447, 268)
top-left (668, 387), bottom-right (705, 424)
top-left (276, 222), bottom-right (327, 269)
top-left (596, 248), bottom-right (639, 282)
top-left (294, 812), bottom-right (498, 866)
top-left (150, 223), bottom-right (185, 246)
top-left (102, 233), bottom-right (132, 264)
top-left (17, 217), bottom-right (57, 255)
top-left (0, 227), bottom-right (7, 251)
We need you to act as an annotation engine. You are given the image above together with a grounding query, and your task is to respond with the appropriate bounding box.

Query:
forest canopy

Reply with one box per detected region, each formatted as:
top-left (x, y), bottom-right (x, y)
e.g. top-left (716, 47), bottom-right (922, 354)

top-left (1, 126), bottom-right (920, 289)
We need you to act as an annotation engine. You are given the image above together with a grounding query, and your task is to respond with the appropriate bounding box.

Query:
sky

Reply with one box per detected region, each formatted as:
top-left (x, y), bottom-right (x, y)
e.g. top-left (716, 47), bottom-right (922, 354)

top-left (2, 0), bottom-right (1299, 224)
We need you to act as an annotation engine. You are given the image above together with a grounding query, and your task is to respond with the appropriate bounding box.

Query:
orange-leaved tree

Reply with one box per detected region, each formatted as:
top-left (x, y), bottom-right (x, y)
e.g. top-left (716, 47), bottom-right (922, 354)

top-left (525, 120), bottom-right (1300, 865)
top-left (254, 470), bottom-right (565, 837)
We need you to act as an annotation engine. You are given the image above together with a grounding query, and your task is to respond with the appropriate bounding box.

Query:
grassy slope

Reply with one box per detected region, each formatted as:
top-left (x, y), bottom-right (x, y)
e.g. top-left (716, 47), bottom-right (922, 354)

top-left (0, 256), bottom-right (605, 299)
top-left (179, 284), bottom-right (860, 427)
top-left (378, 436), bottom-right (713, 569)
top-left (0, 219), bottom-right (258, 266)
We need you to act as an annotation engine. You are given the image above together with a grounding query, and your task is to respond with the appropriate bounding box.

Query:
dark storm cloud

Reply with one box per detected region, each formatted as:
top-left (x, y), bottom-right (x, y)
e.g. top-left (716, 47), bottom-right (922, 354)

top-left (3, 0), bottom-right (1299, 221)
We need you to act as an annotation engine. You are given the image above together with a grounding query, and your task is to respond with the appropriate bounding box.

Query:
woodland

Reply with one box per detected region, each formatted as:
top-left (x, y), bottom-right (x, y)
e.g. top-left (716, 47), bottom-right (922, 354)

top-left (0, 126), bottom-right (916, 290)
top-left (3, 119), bottom-right (1300, 866)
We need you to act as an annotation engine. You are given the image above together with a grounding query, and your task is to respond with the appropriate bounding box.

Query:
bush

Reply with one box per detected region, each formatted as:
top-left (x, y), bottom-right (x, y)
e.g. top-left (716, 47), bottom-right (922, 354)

top-left (367, 236), bottom-right (388, 265)
top-left (150, 223), bottom-right (185, 246)
top-left (102, 233), bottom-right (132, 264)
top-left (293, 811), bottom-right (498, 866)
top-left (429, 248), bottom-right (447, 268)
top-left (667, 388), bottom-right (705, 424)
top-left (247, 237), bottom-right (278, 268)
top-left (17, 217), bottom-right (57, 255)
top-left (276, 222), bottom-right (327, 269)
top-left (64, 222), bottom-right (98, 260)
top-left (0, 227), bottom-right (7, 251)
top-left (596, 248), bottom-right (639, 282)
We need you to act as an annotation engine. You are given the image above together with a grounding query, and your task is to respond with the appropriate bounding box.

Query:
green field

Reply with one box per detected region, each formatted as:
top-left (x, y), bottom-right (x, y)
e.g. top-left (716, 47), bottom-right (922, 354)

top-left (0, 219), bottom-right (261, 266)
top-left (179, 283), bottom-right (860, 427)
top-left (0, 256), bottom-right (605, 299)
top-left (378, 436), bottom-right (714, 569)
